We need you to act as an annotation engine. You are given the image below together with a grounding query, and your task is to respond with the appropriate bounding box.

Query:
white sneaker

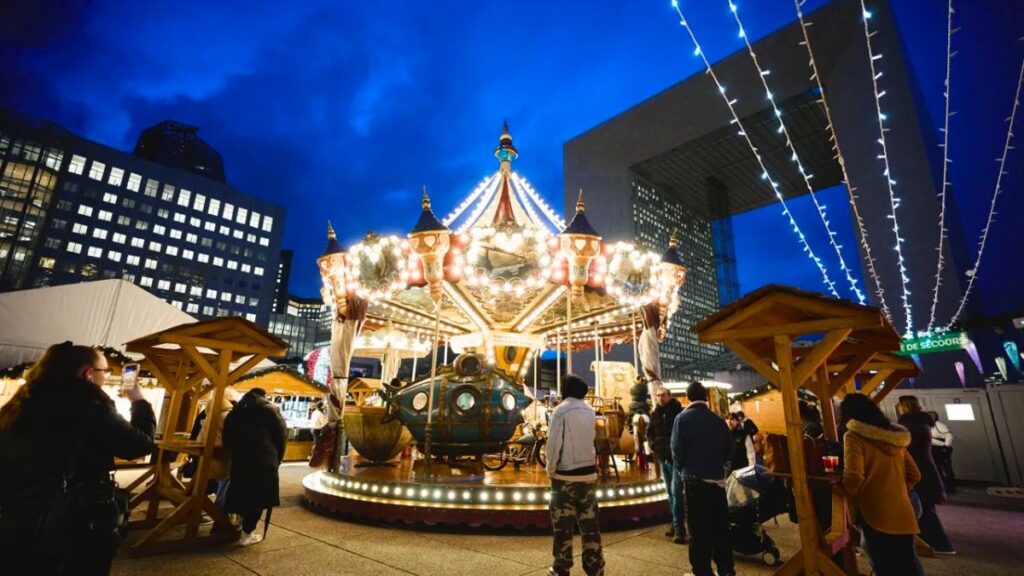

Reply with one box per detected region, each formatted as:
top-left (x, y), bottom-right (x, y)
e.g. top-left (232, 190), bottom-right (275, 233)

top-left (238, 530), bottom-right (264, 546)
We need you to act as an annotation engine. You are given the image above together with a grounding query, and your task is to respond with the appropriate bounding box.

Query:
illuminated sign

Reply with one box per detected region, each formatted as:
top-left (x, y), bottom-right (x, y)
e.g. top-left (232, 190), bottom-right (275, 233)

top-left (896, 332), bottom-right (969, 356)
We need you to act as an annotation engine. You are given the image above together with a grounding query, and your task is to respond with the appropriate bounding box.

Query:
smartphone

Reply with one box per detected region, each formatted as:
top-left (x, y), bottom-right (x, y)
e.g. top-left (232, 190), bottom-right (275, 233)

top-left (122, 363), bottom-right (140, 390)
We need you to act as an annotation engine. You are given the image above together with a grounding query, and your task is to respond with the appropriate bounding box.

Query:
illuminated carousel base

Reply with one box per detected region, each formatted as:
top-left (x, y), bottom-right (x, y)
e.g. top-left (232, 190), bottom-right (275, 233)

top-left (303, 454), bottom-right (669, 530)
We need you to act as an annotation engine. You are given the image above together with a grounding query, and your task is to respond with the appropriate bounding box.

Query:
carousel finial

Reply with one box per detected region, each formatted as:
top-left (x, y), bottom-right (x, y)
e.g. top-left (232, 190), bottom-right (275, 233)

top-left (669, 228), bottom-right (679, 248)
top-left (327, 220), bottom-right (336, 239)
top-left (421, 185), bottom-right (431, 211)
top-left (576, 189), bottom-right (586, 213)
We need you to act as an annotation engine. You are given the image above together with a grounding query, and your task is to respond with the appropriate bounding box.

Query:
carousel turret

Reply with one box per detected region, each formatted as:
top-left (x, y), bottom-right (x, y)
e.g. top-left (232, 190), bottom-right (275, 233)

top-left (494, 120), bottom-right (519, 174)
top-left (317, 221), bottom-right (348, 312)
top-left (408, 187), bottom-right (451, 303)
top-left (656, 229), bottom-right (688, 339)
top-left (559, 190), bottom-right (602, 300)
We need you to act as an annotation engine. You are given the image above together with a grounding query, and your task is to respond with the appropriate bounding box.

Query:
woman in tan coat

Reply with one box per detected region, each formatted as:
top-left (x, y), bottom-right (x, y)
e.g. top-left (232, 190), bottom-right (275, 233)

top-left (836, 394), bottom-right (922, 576)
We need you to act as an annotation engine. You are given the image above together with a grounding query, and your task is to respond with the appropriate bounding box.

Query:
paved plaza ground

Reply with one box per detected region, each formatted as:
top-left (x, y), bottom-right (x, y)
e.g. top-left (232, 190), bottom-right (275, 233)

top-left (111, 463), bottom-right (1024, 576)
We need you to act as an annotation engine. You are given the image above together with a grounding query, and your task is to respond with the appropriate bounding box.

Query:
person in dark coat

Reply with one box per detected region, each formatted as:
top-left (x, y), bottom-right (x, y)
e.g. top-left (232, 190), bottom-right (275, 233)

top-left (222, 387), bottom-right (287, 546)
top-left (0, 342), bottom-right (155, 575)
top-left (672, 382), bottom-right (735, 576)
top-left (727, 413), bottom-right (754, 472)
top-left (897, 395), bottom-right (955, 554)
top-left (647, 387), bottom-right (685, 542)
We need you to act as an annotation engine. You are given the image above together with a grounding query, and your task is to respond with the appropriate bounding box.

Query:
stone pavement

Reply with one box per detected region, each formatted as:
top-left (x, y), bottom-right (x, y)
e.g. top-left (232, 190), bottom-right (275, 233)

top-left (111, 463), bottom-right (1024, 576)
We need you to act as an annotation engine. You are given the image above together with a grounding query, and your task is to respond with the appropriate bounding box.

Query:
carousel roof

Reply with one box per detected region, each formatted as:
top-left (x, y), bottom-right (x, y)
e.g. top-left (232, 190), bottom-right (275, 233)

top-left (320, 124), bottom-right (689, 375)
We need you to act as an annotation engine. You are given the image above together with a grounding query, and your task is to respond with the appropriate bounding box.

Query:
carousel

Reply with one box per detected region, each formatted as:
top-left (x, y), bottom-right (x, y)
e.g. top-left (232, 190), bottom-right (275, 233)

top-left (303, 124), bottom-right (688, 528)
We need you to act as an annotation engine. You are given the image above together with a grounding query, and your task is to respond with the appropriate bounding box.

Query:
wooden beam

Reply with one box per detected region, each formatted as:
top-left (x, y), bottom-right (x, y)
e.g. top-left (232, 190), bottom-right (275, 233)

top-left (164, 334), bottom-right (277, 356)
top-left (828, 352), bottom-right (875, 396)
top-left (774, 334), bottom-right (820, 574)
top-left (873, 371), bottom-right (915, 403)
top-left (181, 344), bottom-right (220, 384)
top-left (697, 294), bottom-right (777, 335)
top-left (774, 292), bottom-right (867, 319)
top-left (227, 353), bottom-right (268, 384)
top-left (792, 328), bottom-right (852, 388)
top-left (816, 365), bottom-right (839, 442)
top-left (861, 369), bottom-right (894, 398)
top-left (725, 338), bottom-right (780, 386)
top-left (705, 315), bottom-right (877, 342)
top-left (186, 349), bottom-right (232, 538)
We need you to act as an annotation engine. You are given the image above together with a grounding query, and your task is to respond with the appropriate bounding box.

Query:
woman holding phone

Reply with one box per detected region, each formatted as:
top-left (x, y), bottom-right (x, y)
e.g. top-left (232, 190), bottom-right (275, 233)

top-left (0, 342), bottom-right (156, 575)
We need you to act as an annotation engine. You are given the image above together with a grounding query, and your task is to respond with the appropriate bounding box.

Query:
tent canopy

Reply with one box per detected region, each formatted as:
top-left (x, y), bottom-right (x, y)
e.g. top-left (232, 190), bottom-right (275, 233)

top-left (0, 279), bottom-right (197, 369)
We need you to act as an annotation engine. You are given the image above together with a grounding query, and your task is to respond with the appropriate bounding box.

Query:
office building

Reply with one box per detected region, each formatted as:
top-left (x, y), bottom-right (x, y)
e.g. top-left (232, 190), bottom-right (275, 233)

top-left (0, 108), bottom-right (286, 326)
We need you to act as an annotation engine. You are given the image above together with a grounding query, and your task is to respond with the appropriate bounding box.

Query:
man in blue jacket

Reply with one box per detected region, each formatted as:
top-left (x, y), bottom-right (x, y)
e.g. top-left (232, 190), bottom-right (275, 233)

top-left (672, 382), bottom-right (734, 576)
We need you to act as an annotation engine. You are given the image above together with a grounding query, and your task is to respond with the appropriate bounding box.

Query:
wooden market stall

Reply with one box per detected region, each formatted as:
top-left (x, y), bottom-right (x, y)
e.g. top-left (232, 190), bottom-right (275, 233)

top-left (694, 285), bottom-right (918, 576)
top-left (732, 382), bottom-right (820, 436)
top-left (234, 365), bottom-right (329, 461)
top-left (122, 317), bottom-right (287, 556)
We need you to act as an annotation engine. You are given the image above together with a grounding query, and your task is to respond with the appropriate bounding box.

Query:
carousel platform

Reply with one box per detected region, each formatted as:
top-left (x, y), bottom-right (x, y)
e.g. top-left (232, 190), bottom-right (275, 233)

top-left (303, 454), bottom-right (669, 530)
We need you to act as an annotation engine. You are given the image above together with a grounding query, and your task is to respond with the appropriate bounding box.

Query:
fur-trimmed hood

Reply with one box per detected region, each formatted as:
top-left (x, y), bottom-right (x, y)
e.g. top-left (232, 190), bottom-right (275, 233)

top-left (847, 419), bottom-right (911, 455)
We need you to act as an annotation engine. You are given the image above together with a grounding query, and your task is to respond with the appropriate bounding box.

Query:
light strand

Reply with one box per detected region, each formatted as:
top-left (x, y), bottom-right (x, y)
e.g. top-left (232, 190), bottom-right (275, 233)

top-left (925, 0), bottom-right (958, 333)
top-left (793, 0), bottom-right (890, 318)
top-left (443, 172), bottom-right (500, 227)
top-left (944, 51), bottom-right (1024, 329)
top-left (455, 173), bottom-right (502, 233)
top-left (728, 0), bottom-right (865, 305)
top-left (511, 173), bottom-right (566, 230)
top-left (670, 1), bottom-right (840, 298)
top-left (859, 1), bottom-right (914, 336)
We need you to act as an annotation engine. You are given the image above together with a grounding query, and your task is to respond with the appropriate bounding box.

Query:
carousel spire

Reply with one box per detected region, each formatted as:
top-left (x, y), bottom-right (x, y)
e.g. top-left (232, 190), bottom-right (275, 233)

top-left (411, 185), bottom-right (447, 233)
top-left (661, 228), bottom-right (685, 267)
top-left (321, 220), bottom-right (344, 255)
top-left (575, 188), bottom-right (586, 213)
top-left (561, 189), bottom-right (599, 237)
top-left (494, 121), bottom-right (519, 174)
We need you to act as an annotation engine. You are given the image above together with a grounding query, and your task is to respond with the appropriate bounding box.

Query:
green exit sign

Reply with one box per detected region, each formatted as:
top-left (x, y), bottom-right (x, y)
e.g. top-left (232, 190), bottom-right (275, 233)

top-left (897, 332), bottom-right (969, 356)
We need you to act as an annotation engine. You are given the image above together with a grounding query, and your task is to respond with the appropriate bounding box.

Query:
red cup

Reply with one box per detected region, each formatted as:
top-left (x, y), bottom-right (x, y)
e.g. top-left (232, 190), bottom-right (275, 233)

top-left (822, 455), bottom-right (839, 474)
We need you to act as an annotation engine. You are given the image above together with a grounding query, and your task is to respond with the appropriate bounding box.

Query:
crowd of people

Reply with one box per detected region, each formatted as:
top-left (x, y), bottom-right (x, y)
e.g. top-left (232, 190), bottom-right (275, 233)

top-left (0, 342), bottom-right (289, 575)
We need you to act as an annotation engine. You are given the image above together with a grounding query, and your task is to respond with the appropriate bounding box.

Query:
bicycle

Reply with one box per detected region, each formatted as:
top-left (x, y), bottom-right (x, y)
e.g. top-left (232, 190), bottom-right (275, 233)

top-left (482, 422), bottom-right (547, 471)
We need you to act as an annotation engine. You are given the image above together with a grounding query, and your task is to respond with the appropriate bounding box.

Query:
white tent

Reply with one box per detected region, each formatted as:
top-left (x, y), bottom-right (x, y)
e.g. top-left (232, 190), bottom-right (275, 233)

top-left (0, 279), bottom-right (197, 368)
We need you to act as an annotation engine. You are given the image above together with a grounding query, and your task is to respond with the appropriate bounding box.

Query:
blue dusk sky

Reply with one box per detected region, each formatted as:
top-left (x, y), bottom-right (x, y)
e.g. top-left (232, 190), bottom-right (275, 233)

top-left (2, 0), bottom-right (1022, 319)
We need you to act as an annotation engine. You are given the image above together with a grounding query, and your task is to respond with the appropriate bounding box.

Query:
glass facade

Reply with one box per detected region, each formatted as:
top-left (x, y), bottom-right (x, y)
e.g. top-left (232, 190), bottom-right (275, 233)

top-left (0, 108), bottom-right (286, 327)
top-left (631, 180), bottom-right (722, 380)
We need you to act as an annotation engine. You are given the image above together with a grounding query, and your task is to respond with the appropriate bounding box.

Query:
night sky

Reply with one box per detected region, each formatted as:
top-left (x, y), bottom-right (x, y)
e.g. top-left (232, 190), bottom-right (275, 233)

top-left (2, 0), bottom-right (1022, 321)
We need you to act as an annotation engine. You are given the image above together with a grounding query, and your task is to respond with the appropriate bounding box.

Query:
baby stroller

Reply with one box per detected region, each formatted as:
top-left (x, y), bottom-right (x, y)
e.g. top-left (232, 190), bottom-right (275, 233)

top-left (726, 465), bottom-right (791, 565)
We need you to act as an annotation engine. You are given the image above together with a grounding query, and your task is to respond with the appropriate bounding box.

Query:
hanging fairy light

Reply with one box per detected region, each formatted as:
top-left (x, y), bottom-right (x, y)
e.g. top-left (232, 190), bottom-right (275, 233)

top-left (728, 0), bottom-right (865, 304)
top-left (670, 0), bottom-right (841, 299)
top-left (858, 1), bottom-right (914, 336)
top-left (925, 0), bottom-right (959, 333)
top-left (511, 173), bottom-right (566, 231)
top-left (792, 0), bottom-right (890, 320)
top-left (944, 52), bottom-right (1024, 330)
top-left (443, 172), bottom-right (501, 228)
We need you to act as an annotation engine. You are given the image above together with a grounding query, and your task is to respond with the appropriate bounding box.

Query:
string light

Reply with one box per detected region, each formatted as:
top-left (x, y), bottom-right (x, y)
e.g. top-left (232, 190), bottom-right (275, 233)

top-left (792, 0), bottom-right (890, 320)
top-left (925, 0), bottom-right (958, 333)
top-left (671, 1), bottom-right (841, 299)
top-left (443, 172), bottom-right (500, 227)
top-left (728, 0), bottom-right (865, 304)
top-left (511, 173), bottom-right (566, 231)
top-left (456, 174), bottom-right (503, 233)
top-left (944, 51), bottom-right (1024, 330)
top-left (859, 0), bottom-right (914, 336)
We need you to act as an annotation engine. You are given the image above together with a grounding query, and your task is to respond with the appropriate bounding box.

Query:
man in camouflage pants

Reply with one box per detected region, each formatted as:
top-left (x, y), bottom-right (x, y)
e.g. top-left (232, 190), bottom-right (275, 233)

top-left (546, 375), bottom-right (604, 576)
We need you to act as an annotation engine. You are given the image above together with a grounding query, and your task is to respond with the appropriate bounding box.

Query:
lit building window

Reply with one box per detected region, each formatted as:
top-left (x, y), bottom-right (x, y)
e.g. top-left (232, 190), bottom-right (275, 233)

top-left (221, 292), bottom-right (232, 302)
top-left (144, 179), bottom-right (159, 197)
top-left (39, 257), bottom-right (56, 269)
top-left (236, 207), bottom-right (247, 225)
top-left (219, 225), bottom-right (230, 236)
top-left (178, 189), bottom-right (191, 207)
top-left (103, 192), bottom-right (117, 204)
top-left (157, 209), bottom-right (169, 219)
top-left (198, 253), bottom-right (209, 263)
top-left (241, 263), bottom-right (251, 273)
top-left (78, 205), bottom-right (93, 217)
top-left (135, 222), bottom-right (149, 232)
top-left (174, 283), bottom-right (186, 293)
top-left (140, 276), bottom-right (153, 287)
top-left (98, 210), bottom-right (112, 222)
top-left (249, 211), bottom-right (260, 228)
top-left (161, 184), bottom-right (176, 202)
top-left (186, 233), bottom-right (197, 243)
top-left (154, 225), bottom-right (166, 235)
top-left (204, 221), bottom-right (216, 232)
top-left (166, 246), bottom-right (179, 256)
top-left (234, 294), bottom-right (245, 304)
top-left (148, 241), bottom-right (162, 252)
top-left (259, 237), bottom-right (269, 247)
top-left (126, 255), bottom-right (140, 266)
top-left (157, 280), bottom-right (171, 291)
top-left (108, 251), bottom-right (122, 262)
top-left (232, 230), bottom-right (243, 240)
top-left (223, 203), bottom-right (234, 221)
top-left (254, 266), bottom-right (264, 276)
top-left (67, 242), bottom-right (83, 254)
top-left (208, 198), bottom-right (221, 216)
top-left (68, 155), bottom-right (86, 175)
top-left (206, 289), bottom-right (218, 299)
top-left (183, 249), bottom-right (194, 259)
top-left (187, 303), bottom-right (199, 314)
top-left (227, 260), bottom-right (238, 270)
top-left (87, 247), bottom-right (103, 258)
top-left (107, 167), bottom-right (124, 187)
top-left (245, 313), bottom-right (256, 322)
top-left (173, 213), bottom-right (186, 223)
top-left (113, 233), bottom-right (126, 244)
top-left (189, 217), bottom-right (201, 228)
top-left (262, 215), bottom-right (273, 232)
top-left (92, 228), bottom-right (108, 240)
top-left (72, 223), bottom-right (88, 235)
top-left (170, 229), bottom-right (183, 240)
top-left (194, 193), bottom-right (206, 211)
top-left (246, 233), bottom-right (256, 243)
top-left (126, 173), bottom-right (142, 192)
top-left (203, 305), bottom-right (214, 316)
top-left (144, 258), bottom-right (157, 269)
top-left (88, 161), bottom-right (105, 181)
top-left (213, 256), bottom-right (224, 267)
top-left (130, 238), bottom-right (145, 248)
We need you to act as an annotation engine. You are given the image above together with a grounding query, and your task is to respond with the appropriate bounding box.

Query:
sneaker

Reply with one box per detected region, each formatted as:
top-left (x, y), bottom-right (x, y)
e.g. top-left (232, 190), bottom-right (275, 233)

top-left (238, 531), bottom-right (264, 547)
top-left (664, 525), bottom-right (675, 537)
top-left (934, 549), bottom-right (957, 556)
